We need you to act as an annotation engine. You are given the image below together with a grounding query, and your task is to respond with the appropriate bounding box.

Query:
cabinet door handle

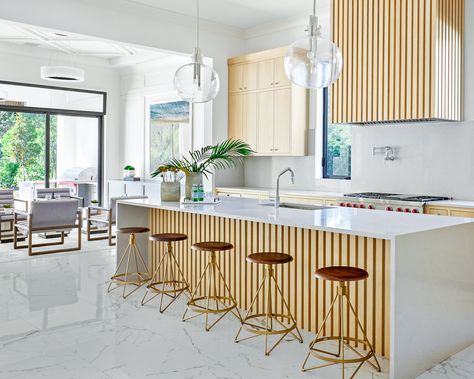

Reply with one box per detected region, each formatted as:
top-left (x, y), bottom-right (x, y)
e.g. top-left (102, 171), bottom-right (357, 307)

top-left (274, 81), bottom-right (280, 85)
top-left (270, 82), bottom-right (274, 85)
top-left (239, 87), bottom-right (243, 90)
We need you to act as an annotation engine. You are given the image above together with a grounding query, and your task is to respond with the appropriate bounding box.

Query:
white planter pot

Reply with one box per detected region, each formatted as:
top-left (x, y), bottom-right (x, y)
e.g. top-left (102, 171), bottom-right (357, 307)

top-left (123, 169), bottom-right (135, 178)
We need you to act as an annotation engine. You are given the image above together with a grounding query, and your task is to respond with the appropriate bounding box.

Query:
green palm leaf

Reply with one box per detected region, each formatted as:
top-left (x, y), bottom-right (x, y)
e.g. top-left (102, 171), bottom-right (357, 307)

top-left (150, 139), bottom-right (253, 177)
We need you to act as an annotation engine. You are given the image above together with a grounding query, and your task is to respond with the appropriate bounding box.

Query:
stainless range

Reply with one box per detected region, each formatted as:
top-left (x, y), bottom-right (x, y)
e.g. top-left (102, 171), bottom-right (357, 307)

top-left (337, 192), bottom-right (451, 213)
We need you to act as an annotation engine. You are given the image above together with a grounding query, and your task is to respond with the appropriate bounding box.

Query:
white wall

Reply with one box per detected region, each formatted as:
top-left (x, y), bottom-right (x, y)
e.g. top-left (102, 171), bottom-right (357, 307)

top-left (0, 43), bottom-right (122, 192)
top-left (351, 121), bottom-right (474, 199)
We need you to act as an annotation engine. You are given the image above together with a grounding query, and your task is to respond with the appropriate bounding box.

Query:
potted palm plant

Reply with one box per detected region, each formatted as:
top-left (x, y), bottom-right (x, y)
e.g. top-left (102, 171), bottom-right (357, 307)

top-left (151, 139), bottom-right (253, 198)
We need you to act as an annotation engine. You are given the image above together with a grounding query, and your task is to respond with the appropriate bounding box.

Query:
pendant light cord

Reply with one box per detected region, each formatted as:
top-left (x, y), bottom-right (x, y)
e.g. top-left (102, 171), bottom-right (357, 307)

top-left (313, 0), bottom-right (316, 16)
top-left (196, 0), bottom-right (200, 49)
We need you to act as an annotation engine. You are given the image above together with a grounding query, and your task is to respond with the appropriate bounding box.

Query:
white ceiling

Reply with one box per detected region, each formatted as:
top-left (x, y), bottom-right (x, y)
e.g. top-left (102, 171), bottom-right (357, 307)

top-left (122, 0), bottom-right (319, 29)
top-left (0, 21), bottom-right (168, 64)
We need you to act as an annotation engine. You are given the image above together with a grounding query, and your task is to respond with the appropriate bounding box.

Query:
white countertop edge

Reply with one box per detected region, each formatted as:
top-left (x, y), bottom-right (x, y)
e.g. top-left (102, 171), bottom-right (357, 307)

top-left (117, 198), bottom-right (474, 241)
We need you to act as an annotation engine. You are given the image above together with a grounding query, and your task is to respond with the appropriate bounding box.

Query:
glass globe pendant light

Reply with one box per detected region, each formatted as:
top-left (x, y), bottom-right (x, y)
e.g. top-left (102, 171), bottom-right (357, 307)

top-left (284, 0), bottom-right (343, 89)
top-left (174, 0), bottom-right (220, 103)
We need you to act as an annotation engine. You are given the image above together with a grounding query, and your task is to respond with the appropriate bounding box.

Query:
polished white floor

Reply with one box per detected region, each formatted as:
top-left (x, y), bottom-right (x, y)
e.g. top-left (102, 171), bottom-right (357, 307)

top-left (0, 238), bottom-right (472, 379)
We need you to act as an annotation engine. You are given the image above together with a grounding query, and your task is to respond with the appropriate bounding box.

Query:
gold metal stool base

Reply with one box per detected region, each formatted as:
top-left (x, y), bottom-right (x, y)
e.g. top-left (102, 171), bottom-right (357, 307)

top-left (301, 282), bottom-right (381, 378)
top-left (107, 233), bottom-right (150, 299)
top-left (235, 264), bottom-right (303, 356)
top-left (182, 251), bottom-right (241, 331)
top-left (141, 241), bottom-right (190, 313)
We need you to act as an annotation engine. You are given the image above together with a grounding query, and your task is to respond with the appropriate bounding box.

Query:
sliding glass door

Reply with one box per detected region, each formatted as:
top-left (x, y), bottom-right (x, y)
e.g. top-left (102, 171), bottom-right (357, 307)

top-left (0, 111), bottom-right (102, 203)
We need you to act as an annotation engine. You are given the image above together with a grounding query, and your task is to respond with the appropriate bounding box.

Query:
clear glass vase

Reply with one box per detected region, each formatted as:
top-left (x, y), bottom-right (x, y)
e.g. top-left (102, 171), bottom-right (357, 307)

top-left (185, 172), bottom-right (203, 198)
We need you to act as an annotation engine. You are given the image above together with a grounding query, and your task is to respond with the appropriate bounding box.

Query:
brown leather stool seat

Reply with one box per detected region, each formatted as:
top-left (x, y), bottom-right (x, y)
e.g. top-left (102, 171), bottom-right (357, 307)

top-left (149, 233), bottom-right (188, 242)
top-left (246, 252), bottom-right (293, 265)
top-left (117, 226), bottom-right (150, 235)
top-left (314, 266), bottom-right (368, 282)
top-left (191, 241), bottom-right (233, 252)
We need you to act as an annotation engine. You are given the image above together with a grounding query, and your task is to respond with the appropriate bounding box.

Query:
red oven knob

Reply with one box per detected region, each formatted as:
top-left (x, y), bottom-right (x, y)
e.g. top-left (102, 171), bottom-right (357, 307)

top-left (411, 209), bottom-right (419, 213)
top-left (346, 203), bottom-right (353, 207)
top-left (404, 208), bottom-right (411, 213)
top-left (368, 205), bottom-right (375, 210)
top-left (339, 202), bottom-right (346, 207)
top-left (359, 204), bottom-right (366, 209)
top-left (386, 206), bottom-right (393, 211)
top-left (353, 204), bottom-right (359, 208)
top-left (396, 207), bottom-right (403, 212)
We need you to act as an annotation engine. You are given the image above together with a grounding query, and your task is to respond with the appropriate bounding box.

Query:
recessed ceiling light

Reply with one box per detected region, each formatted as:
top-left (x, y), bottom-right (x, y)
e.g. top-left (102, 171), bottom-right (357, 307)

top-left (40, 66), bottom-right (85, 82)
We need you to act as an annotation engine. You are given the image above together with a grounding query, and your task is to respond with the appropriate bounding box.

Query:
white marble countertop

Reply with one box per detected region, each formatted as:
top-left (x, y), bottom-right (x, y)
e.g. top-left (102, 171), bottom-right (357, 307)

top-left (118, 197), bottom-right (474, 240)
top-left (215, 186), bottom-right (342, 198)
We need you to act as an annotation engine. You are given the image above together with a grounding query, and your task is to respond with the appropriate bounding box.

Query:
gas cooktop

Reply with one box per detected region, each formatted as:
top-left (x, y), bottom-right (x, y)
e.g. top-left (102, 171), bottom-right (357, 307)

top-left (344, 192), bottom-right (450, 202)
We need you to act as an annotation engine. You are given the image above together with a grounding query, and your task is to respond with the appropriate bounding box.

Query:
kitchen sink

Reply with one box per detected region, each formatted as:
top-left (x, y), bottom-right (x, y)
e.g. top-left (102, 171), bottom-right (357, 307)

top-left (260, 202), bottom-right (331, 211)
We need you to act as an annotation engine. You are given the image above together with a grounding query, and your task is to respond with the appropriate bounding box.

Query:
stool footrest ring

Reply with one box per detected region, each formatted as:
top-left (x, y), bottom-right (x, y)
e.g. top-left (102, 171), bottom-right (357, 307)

top-left (147, 280), bottom-right (189, 295)
top-left (187, 296), bottom-right (236, 314)
top-left (110, 272), bottom-right (150, 285)
top-left (308, 336), bottom-right (375, 365)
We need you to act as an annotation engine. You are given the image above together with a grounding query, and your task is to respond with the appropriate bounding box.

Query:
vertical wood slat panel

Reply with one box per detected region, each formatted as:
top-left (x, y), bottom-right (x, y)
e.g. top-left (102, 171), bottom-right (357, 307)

top-left (149, 209), bottom-right (391, 357)
top-left (330, 0), bottom-right (463, 124)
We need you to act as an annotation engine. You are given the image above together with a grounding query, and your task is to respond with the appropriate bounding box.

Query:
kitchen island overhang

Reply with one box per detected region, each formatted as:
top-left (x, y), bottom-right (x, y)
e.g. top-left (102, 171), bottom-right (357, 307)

top-left (116, 197), bottom-right (474, 379)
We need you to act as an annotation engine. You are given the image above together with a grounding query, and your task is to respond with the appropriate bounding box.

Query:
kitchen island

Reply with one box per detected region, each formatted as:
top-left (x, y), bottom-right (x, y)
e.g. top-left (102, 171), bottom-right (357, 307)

top-left (116, 196), bottom-right (474, 379)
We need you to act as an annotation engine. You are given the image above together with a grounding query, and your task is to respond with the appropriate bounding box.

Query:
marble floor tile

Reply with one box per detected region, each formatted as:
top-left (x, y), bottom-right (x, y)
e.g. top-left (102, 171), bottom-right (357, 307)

top-left (0, 243), bottom-right (472, 379)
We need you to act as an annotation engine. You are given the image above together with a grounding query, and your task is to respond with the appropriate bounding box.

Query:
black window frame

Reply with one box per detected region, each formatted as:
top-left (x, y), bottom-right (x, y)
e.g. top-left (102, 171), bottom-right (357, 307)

top-left (0, 80), bottom-right (106, 204)
top-left (322, 88), bottom-right (351, 180)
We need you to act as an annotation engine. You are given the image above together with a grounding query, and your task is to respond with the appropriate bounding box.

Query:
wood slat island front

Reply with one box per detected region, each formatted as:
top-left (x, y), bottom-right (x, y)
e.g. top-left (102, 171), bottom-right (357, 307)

top-left (116, 197), bottom-right (474, 379)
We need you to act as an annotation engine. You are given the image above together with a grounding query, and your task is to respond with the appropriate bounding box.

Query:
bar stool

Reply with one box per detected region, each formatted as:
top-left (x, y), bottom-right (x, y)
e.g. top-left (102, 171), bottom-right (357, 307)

top-left (182, 241), bottom-right (241, 331)
top-left (141, 233), bottom-right (190, 313)
top-left (302, 266), bottom-right (381, 378)
top-left (107, 227), bottom-right (151, 299)
top-left (235, 252), bottom-right (303, 356)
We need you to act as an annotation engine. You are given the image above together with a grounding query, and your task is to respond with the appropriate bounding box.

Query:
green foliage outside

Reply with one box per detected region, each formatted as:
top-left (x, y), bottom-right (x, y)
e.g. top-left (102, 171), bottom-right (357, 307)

top-left (0, 112), bottom-right (57, 189)
top-left (326, 124), bottom-right (351, 178)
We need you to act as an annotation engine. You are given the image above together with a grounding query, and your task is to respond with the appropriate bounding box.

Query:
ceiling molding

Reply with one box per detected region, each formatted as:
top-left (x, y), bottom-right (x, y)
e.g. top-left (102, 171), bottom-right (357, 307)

top-left (243, 15), bottom-right (309, 40)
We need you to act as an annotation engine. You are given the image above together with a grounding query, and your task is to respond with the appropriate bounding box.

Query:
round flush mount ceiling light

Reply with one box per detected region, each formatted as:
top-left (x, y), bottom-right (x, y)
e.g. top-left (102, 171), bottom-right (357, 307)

top-left (40, 66), bottom-right (85, 82)
top-left (284, 0), bottom-right (343, 89)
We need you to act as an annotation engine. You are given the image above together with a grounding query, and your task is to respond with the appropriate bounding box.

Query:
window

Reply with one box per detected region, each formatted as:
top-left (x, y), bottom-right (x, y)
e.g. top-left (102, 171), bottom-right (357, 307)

top-left (149, 100), bottom-right (190, 170)
top-left (323, 88), bottom-right (351, 179)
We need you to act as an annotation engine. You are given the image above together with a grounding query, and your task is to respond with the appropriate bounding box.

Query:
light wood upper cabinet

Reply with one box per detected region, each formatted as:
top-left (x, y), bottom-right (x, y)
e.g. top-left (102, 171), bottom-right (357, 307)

top-left (242, 93), bottom-right (257, 149)
top-left (257, 59), bottom-right (275, 90)
top-left (331, 0), bottom-right (464, 123)
top-left (229, 65), bottom-right (243, 93)
top-left (229, 62), bottom-right (258, 93)
top-left (244, 62), bottom-right (258, 91)
top-left (256, 91), bottom-right (274, 154)
top-left (228, 93), bottom-right (243, 139)
top-left (273, 57), bottom-right (290, 88)
top-left (273, 88), bottom-right (291, 154)
top-left (229, 93), bottom-right (257, 151)
top-left (228, 47), bottom-right (309, 156)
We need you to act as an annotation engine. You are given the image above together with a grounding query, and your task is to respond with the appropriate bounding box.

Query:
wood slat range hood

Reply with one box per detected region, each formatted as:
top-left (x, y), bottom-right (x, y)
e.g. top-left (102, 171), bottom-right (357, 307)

top-left (330, 0), bottom-right (464, 124)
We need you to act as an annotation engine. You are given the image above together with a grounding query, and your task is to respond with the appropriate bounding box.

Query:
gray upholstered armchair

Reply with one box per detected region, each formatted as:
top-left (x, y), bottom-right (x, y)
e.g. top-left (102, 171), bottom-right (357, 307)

top-left (35, 188), bottom-right (84, 207)
top-left (0, 189), bottom-right (28, 242)
top-left (14, 199), bottom-right (82, 256)
top-left (86, 195), bottom-right (147, 246)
